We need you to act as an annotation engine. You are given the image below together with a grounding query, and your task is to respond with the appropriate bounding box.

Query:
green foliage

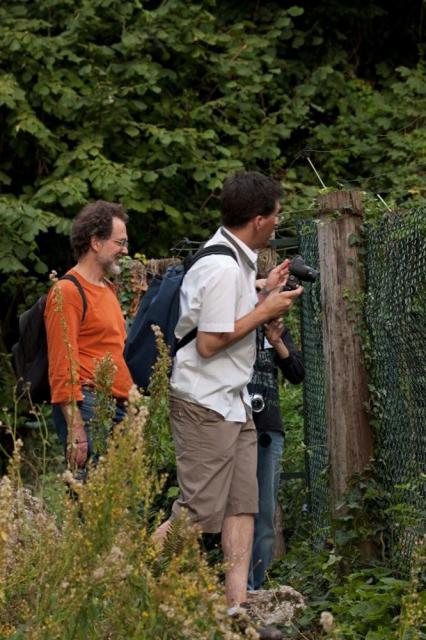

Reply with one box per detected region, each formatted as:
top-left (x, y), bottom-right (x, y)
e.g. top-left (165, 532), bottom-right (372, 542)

top-left (0, 0), bottom-right (425, 274)
top-left (275, 340), bottom-right (425, 640)
top-left (0, 346), bottom-right (246, 640)
top-left (279, 381), bottom-right (309, 540)
top-left (271, 526), bottom-right (425, 640)
top-left (0, 199), bottom-right (61, 274)
top-left (1, 0), bottom-right (425, 352)
top-left (114, 255), bottom-right (147, 325)
top-left (114, 324), bottom-right (179, 512)
top-left (0, 3), bottom-right (424, 634)
top-left (144, 325), bottom-right (175, 473)
top-left (91, 353), bottom-right (119, 456)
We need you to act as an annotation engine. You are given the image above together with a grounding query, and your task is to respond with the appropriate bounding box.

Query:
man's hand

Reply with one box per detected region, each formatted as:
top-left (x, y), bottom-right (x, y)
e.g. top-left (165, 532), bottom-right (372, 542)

top-left (260, 285), bottom-right (303, 320)
top-left (265, 318), bottom-right (291, 360)
top-left (67, 428), bottom-right (89, 468)
top-left (255, 278), bottom-right (267, 291)
top-left (61, 403), bottom-right (88, 468)
top-left (265, 318), bottom-right (284, 346)
top-left (264, 260), bottom-right (290, 291)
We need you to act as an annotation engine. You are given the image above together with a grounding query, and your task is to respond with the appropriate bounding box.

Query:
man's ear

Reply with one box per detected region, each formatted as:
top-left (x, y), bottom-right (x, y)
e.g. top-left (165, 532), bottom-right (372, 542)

top-left (253, 215), bottom-right (266, 232)
top-left (90, 235), bottom-right (102, 252)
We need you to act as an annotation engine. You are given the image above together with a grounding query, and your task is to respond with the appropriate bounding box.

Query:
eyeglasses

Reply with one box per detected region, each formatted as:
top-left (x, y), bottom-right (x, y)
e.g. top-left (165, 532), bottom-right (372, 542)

top-left (111, 239), bottom-right (129, 248)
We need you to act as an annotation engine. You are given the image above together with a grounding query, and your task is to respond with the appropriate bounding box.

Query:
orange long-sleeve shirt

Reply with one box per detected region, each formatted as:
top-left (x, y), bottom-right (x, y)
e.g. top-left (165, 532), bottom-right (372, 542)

top-left (44, 270), bottom-right (133, 404)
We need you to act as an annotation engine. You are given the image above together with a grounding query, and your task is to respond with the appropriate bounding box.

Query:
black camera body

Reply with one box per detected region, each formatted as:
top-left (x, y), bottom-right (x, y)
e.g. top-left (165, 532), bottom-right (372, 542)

top-left (282, 255), bottom-right (319, 291)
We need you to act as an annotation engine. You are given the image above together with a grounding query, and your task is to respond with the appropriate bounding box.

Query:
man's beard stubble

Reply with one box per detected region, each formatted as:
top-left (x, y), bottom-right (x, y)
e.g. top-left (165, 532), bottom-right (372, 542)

top-left (108, 261), bottom-right (121, 276)
top-left (97, 254), bottom-right (122, 277)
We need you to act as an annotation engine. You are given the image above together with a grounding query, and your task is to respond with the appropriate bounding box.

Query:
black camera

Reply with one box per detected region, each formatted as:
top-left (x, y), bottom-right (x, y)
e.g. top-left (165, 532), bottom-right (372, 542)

top-left (282, 255), bottom-right (319, 291)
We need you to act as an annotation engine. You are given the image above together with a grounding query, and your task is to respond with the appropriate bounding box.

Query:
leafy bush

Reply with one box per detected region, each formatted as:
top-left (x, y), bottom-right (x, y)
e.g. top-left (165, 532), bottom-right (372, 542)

top-left (270, 535), bottom-right (425, 640)
top-left (0, 0), bottom-right (425, 281)
top-left (0, 345), bottom-right (248, 640)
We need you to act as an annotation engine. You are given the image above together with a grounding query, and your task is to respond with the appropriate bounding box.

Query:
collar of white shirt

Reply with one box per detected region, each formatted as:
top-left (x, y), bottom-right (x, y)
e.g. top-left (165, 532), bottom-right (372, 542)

top-left (217, 226), bottom-right (258, 271)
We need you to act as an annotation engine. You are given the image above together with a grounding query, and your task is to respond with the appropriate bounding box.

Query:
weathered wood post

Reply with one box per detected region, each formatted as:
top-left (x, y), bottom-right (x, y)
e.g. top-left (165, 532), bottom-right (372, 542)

top-left (317, 191), bottom-right (374, 516)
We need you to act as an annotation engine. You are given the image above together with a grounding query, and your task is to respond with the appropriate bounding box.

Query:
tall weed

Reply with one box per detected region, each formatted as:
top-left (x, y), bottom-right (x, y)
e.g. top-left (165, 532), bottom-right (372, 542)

top-left (0, 333), bottom-right (246, 639)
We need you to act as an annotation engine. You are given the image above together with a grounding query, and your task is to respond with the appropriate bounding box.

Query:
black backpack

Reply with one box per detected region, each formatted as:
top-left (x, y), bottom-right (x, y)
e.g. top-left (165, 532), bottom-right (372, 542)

top-left (124, 244), bottom-right (237, 390)
top-left (12, 274), bottom-right (87, 403)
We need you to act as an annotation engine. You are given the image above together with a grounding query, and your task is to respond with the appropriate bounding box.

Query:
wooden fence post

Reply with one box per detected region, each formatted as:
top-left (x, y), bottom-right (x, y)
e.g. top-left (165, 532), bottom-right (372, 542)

top-left (317, 191), bottom-right (374, 516)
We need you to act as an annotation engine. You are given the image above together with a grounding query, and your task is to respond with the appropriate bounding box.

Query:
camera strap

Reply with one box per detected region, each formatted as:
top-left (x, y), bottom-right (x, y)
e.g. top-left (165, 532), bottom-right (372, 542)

top-left (256, 325), bottom-right (266, 355)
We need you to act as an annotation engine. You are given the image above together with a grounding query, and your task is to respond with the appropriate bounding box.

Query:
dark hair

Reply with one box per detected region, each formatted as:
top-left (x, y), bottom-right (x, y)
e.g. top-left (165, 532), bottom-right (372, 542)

top-left (220, 171), bottom-right (283, 228)
top-left (70, 200), bottom-right (128, 259)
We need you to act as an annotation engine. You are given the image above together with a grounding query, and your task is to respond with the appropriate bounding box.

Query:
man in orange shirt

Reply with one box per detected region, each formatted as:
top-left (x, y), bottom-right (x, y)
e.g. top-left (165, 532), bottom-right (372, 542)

top-left (44, 201), bottom-right (133, 470)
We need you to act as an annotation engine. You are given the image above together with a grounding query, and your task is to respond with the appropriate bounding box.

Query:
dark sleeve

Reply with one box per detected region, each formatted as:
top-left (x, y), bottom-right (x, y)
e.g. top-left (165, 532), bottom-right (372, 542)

top-left (275, 327), bottom-right (305, 384)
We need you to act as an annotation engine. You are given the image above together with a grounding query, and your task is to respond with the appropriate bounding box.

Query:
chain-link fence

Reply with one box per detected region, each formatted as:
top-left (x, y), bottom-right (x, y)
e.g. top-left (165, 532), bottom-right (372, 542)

top-left (298, 209), bottom-right (426, 569)
top-left (365, 208), bottom-right (426, 569)
top-left (297, 221), bottom-right (330, 547)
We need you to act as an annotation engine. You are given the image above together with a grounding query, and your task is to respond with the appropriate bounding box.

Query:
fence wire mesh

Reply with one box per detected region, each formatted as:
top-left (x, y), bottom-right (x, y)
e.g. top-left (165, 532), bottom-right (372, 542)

top-left (297, 221), bottom-right (330, 546)
top-left (298, 209), bottom-right (426, 569)
top-left (365, 208), bottom-right (426, 570)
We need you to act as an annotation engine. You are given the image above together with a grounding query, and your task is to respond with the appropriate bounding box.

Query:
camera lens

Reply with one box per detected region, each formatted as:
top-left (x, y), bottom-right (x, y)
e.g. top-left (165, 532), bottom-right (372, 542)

top-left (250, 393), bottom-right (265, 413)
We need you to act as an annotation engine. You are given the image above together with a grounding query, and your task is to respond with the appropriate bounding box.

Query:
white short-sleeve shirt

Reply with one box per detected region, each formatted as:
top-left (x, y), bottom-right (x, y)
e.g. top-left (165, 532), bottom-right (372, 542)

top-left (170, 227), bottom-right (258, 422)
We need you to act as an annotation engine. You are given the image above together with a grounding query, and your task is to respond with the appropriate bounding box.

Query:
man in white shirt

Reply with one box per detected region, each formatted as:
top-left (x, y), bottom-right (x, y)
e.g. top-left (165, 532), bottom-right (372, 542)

top-left (159, 171), bottom-right (303, 617)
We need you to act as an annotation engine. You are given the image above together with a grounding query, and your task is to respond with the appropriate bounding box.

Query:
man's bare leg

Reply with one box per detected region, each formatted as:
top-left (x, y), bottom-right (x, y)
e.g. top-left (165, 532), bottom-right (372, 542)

top-left (222, 513), bottom-right (254, 607)
top-left (152, 518), bottom-right (172, 546)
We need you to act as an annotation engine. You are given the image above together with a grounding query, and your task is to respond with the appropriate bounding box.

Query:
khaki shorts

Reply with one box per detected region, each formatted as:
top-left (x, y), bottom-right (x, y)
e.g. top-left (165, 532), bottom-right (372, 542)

top-left (170, 395), bottom-right (258, 533)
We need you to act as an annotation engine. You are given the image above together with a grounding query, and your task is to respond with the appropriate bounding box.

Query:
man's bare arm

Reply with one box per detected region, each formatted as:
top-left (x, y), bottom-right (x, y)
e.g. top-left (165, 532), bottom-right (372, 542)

top-left (196, 286), bottom-right (303, 358)
top-left (60, 402), bottom-right (88, 468)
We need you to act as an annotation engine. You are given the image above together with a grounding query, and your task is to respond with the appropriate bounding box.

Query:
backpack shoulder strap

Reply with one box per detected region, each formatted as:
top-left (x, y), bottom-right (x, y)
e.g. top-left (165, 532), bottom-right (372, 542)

top-left (184, 244), bottom-right (237, 273)
top-left (60, 274), bottom-right (88, 322)
top-left (176, 245), bottom-right (238, 353)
